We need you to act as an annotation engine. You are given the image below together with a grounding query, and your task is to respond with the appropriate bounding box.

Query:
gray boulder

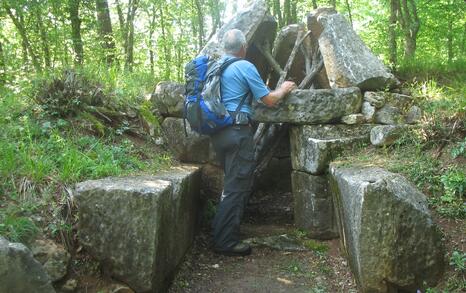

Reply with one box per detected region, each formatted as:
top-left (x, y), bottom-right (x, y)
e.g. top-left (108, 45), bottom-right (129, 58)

top-left (367, 91), bottom-right (415, 125)
top-left (291, 171), bottom-right (338, 239)
top-left (341, 114), bottom-right (365, 125)
top-left (330, 165), bottom-right (445, 292)
top-left (370, 125), bottom-right (405, 146)
top-left (0, 236), bottom-right (55, 293)
top-left (405, 105), bottom-right (422, 124)
top-left (364, 91), bottom-right (386, 108)
top-left (151, 81), bottom-right (184, 118)
top-left (31, 239), bottom-right (70, 282)
top-left (374, 105), bottom-right (404, 125)
top-left (308, 9), bottom-right (399, 91)
top-left (361, 101), bottom-right (376, 122)
top-left (161, 117), bottom-right (212, 163)
top-left (290, 124), bottom-right (372, 174)
top-left (74, 166), bottom-right (201, 293)
top-left (253, 87), bottom-right (362, 124)
top-left (200, 0), bottom-right (271, 59)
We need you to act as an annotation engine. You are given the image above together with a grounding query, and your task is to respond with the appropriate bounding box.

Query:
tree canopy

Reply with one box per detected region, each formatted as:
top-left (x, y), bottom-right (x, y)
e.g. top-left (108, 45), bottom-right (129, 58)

top-left (0, 0), bottom-right (464, 85)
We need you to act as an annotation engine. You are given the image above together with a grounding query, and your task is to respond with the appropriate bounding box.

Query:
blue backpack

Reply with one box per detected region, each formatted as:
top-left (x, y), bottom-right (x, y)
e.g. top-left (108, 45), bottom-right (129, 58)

top-left (184, 56), bottom-right (248, 135)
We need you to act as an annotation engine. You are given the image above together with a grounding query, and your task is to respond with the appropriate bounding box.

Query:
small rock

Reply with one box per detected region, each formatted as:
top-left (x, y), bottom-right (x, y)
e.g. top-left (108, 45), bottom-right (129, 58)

top-left (31, 239), bottom-right (70, 282)
top-left (62, 279), bottom-right (78, 292)
top-left (370, 125), bottom-right (404, 146)
top-left (361, 101), bottom-right (375, 122)
top-left (0, 236), bottom-right (55, 293)
top-left (374, 105), bottom-right (403, 125)
top-left (405, 105), bottom-right (422, 124)
top-left (341, 114), bottom-right (365, 125)
top-left (212, 264), bottom-right (220, 269)
top-left (364, 92), bottom-right (386, 108)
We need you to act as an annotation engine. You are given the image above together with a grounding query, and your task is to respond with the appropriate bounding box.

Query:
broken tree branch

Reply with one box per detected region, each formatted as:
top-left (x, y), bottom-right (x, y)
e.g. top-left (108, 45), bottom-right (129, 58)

top-left (277, 30), bottom-right (311, 87)
top-left (298, 58), bottom-right (324, 89)
top-left (254, 41), bottom-right (284, 76)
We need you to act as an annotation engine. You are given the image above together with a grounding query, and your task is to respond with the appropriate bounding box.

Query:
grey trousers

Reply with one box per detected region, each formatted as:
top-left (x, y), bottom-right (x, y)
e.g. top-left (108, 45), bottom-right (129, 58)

top-left (210, 125), bottom-right (256, 250)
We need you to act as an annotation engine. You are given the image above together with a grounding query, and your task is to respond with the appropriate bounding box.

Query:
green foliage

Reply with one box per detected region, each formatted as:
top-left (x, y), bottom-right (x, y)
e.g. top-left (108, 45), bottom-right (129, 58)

top-left (450, 251), bottom-right (466, 272)
top-left (440, 169), bottom-right (465, 203)
top-left (451, 138), bottom-right (466, 159)
top-left (0, 206), bottom-right (39, 243)
top-left (303, 239), bottom-right (329, 254)
top-left (0, 75), bottom-right (171, 244)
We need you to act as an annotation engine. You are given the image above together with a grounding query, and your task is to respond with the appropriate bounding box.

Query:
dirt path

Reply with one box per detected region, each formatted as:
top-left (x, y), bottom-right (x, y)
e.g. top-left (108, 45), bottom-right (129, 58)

top-left (169, 191), bottom-right (357, 293)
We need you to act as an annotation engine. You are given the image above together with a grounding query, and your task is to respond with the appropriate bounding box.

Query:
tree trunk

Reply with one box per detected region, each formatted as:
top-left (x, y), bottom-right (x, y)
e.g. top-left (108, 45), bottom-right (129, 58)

top-left (68, 0), bottom-right (84, 65)
top-left (159, 2), bottom-right (171, 80)
top-left (115, 0), bottom-right (126, 45)
top-left (209, 0), bottom-right (221, 34)
top-left (284, 0), bottom-right (291, 25)
top-left (124, 0), bottom-right (138, 72)
top-left (272, 0), bottom-right (282, 28)
top-left (0, 38), bottom-right (5, 85)
top-left (344, 0), bottom-right (353, 27)
top-left (328, 0), bottom-right (337, 8)
top-left (148, 5), bottom-right (156, 75)
top-left (398, 0), bottom-right (420, 60)
top-left (291, 1), bottom-right (297, 24)
top-left (388, 0), bottom-right (398, 67)
top-left (194, 0), bottom-right (205, 50)
top-left (312, 0), bottom-right (318, 9)
top-left (447, 18), bottom-right (453, 62)
top-left (462, 21), bottom-right (466, 55)
top-left (35, 8), bottom-right (51, 68)
top-left (4, 4), bottom-right (41, 72)
top-left (96, 0), bottom-right (116, 65)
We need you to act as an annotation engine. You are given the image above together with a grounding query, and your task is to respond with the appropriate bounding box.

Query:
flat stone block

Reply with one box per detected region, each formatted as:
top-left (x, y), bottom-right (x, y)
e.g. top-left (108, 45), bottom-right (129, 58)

top-left (291, 171), bottom-right (338, 239)
top-left (290, 124), bottom-right (372, 174)
top-left (74, 166), bottom-right (200, 293)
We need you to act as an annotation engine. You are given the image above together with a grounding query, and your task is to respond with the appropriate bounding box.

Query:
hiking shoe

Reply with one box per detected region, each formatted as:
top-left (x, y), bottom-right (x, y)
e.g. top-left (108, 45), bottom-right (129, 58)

top-left (214, 242), bottom-right (252, 256)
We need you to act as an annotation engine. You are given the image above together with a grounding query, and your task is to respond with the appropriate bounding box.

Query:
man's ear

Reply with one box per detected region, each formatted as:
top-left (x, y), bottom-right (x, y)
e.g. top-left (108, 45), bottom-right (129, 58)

top-left (239, 45), bottom-right (247, 58)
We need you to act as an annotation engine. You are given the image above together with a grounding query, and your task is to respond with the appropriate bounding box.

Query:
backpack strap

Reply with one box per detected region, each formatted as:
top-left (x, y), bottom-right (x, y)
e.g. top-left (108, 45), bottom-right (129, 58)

top-left (218, 57), bottom-right (250, 123)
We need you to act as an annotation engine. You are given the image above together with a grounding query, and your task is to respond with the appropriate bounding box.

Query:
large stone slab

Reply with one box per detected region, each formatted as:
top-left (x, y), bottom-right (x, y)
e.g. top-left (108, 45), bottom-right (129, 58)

top-left (253, 87), bottom-right (362, 124)
top-left (330, 165), bottom-right (445, 293)
top-left (307, 9), bottom-right (399, 91)
top-left (151, 81), bottom-right (184, 118)
top-left (291, 171), bottom-right (338, 239)
top-left (290, 124), bottom-right (372, 174)
top-left (200, 0), bottom-right (271, 59)
top-left (0, 236), bottom-right (55, 293)
top-left (161, 117), bottom-right (212, 163)
top-left (74, 166), bottom-right (200, 293)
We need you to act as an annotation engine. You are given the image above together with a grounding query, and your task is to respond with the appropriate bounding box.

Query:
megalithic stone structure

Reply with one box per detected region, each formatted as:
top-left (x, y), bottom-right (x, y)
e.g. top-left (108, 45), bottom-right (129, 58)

top-left (307, 8), bottom-right (399, 91)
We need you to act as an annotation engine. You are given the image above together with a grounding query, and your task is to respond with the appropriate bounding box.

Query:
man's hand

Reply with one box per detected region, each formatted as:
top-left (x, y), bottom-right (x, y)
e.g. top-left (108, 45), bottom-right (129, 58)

top-left (261, 80), bottom-right (297, 107)
top-left (280, 81), bottom-right (297, 94)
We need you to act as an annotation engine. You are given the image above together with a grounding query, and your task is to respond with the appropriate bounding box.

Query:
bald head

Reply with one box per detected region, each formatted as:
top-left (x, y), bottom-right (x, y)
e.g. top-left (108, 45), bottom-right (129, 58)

top-left (222, 29), bottom-right (247, 55)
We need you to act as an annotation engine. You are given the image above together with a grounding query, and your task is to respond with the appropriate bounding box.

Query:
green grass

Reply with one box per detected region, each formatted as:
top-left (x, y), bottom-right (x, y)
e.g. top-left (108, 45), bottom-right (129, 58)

top-left (0, 68), bottom-right (170, 244)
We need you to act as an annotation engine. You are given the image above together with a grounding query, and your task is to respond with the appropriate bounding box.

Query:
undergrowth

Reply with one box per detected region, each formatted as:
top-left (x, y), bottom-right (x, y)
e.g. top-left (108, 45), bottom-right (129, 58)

top-left (0, 68), bottom-right (170, 246)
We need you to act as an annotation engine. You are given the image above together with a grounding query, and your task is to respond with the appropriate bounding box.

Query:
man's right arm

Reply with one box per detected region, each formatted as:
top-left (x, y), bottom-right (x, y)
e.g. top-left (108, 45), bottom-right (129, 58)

top-left (261, 81), bottom-right (297, 107)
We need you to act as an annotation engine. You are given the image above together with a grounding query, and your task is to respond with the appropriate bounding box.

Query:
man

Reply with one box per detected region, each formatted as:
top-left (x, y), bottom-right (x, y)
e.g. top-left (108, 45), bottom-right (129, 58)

top-left (211, 29), bottom-right (296, 256)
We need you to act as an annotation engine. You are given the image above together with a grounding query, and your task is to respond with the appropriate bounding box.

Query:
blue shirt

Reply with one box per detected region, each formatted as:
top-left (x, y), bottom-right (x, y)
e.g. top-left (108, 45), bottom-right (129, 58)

top-left (220, 55), bottom-right (270, 115)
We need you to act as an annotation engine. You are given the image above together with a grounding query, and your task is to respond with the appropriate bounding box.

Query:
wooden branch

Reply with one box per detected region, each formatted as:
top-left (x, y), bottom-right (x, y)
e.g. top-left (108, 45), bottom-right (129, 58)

top-left (254, 41), bottom-right (283, 76)
top-left (300, 45), bottom-right (311, 75)
top-left (298, 58), bottom-right (324, 89)
top-left (277, 30), bottom-right (311, 87)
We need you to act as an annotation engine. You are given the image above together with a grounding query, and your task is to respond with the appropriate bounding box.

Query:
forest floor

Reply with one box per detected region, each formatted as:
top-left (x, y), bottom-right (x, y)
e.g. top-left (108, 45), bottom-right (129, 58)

top-left (168, 190), bottom-right (358, 293)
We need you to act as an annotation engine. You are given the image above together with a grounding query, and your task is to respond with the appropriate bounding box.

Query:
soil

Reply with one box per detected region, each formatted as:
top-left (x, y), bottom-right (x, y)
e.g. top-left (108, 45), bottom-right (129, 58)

top-left (168, 190), bottom-right (358, 293)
